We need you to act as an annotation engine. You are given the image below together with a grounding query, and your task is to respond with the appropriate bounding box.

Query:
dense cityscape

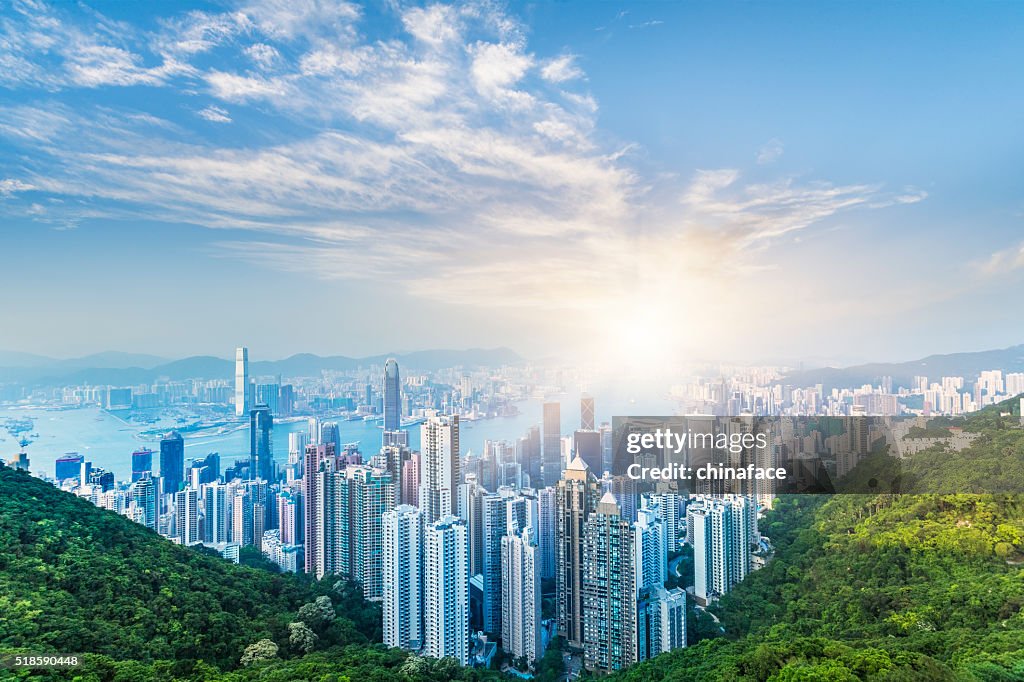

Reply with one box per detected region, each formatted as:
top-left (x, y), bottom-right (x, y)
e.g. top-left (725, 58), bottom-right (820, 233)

top-left (4, 346), bottom-right (1024, 676)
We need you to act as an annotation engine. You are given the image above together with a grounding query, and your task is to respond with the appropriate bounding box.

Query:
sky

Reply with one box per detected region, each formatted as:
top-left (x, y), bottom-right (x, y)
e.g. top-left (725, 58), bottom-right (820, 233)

top-left (1, 0), bottom-right (1023, 368)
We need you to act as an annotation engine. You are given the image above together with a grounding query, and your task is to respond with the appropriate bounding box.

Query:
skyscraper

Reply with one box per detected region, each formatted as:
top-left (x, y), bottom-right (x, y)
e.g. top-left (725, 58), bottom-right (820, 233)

top-left (688, 495), bottom-right (755, 605)
top-left (131, 448), bottom-right (153, 483)
top-left (581, 394), bottom-right (595, 431)
top-left (501, 527), bottom-right (544, 666)
top-left (174, 488), bottom-right (201, 546)
top-left (383, 505), bottom-right (424, 651)
top-left (347, 464), bottom-right (396, 600)
top-left (543, 402), bottom-right (562, 487)
top-left (303, 442), bottom-right (335, 574)
top-left (556, 455), bottom-right (600, 648)
top-left (131, 476), bottom-right (157, 530)
top-left (249, 405), bottom-right (273, 481)
top-left (159, 431), bottom-right (185, 494)
top-left (581, 492), bottom-right (637, 673)
top-left (235, 346), bottom-right (249, 418)
top-left (481, 492), bottom-right (507, 634)
top-left (423, 515), bottom-right (470, 665)
top-left (383, 358), bottom-right (402, 433)
top-left (419, 415), bottom-right (460, 524)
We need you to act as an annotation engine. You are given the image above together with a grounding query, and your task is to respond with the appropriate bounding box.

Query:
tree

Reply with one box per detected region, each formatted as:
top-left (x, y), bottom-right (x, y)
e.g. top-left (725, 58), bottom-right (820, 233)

top-left (240, 638), bottom-right (279, 667)
top-left (289, 621), bottom-right (319, 654)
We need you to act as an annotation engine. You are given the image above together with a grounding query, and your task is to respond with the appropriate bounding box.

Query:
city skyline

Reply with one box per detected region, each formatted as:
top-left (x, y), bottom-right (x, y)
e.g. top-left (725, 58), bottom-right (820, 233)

top-left (1, 1), bottom-right (1023, 367)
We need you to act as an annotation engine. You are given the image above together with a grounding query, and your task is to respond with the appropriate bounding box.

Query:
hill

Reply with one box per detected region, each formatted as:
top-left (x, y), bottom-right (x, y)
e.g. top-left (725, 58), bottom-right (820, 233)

top-left (0, 347), bottom-right (523, 386)
top-left (0, 466), bottom-right (508, 681)
top-left (781, 343), bottom-right (1024, 392)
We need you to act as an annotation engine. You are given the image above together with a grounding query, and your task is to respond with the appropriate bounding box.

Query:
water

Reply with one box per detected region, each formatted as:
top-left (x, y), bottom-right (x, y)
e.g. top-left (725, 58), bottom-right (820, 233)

top-left (3, 375), bottom-right (675, 480)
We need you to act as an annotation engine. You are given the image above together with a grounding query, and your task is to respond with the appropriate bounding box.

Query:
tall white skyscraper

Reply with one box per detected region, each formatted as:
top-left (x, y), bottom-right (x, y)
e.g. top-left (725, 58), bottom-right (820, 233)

top-left (174, 488), bottom-right (200, 545)
top-left (383, 505), bottom-right (424, 651)
top-left (689, 494), bottom-right (755, 605)
top-left (501, 527), bottom-right (544, 666)
top-left (420, 415), bottom-right (460, 524)
top-left (234, 346), bottom-right (249, 418)
top-left (423, 515), bottom-right (469, 665)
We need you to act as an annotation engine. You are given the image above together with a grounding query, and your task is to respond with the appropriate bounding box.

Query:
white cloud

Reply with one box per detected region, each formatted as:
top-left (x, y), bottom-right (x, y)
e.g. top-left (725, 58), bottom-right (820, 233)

top-left (0, 179), bottom-right (34, 197)
top-left (245, 43), bottom-right (280, 68)
top-left (977, 242), bottom-right (1024, 277)
top-left (206, 70), bottom-right (289, 101)
top-left (541, 55), bottom-right (582, 83)
top-left (197, 105), bottom-right (232, 123)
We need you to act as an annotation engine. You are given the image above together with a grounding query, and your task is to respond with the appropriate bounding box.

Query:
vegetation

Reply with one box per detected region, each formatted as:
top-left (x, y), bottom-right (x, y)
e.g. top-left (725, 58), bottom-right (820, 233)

top-left (2, 398), bottom-right (1024, 680)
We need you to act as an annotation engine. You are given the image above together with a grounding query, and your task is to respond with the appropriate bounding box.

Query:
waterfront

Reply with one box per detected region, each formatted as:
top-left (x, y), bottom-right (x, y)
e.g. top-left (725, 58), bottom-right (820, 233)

top-left (2, 376), bottom-right (676, 480)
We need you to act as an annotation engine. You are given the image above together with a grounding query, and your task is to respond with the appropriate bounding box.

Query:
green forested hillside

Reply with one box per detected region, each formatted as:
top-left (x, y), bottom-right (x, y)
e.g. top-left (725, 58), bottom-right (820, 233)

top-left (0, 466), bottom-right (501, 681)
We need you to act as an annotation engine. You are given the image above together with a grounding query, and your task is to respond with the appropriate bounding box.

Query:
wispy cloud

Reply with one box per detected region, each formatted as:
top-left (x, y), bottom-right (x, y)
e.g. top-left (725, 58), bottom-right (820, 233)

top-left (977, 242), bottom-right (1024, 277)
top-left (756, 138), bottom-right (784, 165)
top-left (196, 105), bottom-right (232, 123)
top-left (0, 0), bottom-right (926, 323)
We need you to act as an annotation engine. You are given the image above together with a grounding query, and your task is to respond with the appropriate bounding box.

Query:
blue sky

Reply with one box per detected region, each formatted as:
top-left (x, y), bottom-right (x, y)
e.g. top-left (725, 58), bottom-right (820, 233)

top-left (1, 0), bottom-right (1022, 366)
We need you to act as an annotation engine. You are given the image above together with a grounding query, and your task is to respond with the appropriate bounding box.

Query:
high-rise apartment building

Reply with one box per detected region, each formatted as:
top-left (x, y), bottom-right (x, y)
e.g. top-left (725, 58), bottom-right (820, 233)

top-left (383, 505), bottom-right (424, 651)
top-left (501, 527), bottom-right (544, 666)
top-left (423, 515), bottom-right (470, 665)
top-left (419, 415), bottom-right (460, 524)
top-left (556, 455), bottom-right (600, 648)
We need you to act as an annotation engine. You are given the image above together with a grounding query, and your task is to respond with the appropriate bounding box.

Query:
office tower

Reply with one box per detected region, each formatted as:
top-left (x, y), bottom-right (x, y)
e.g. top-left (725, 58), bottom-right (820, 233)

top-left (131, 448), bottom-right (153, 482)
top-left (639, 587), bottom-right (687, 660)
top-left (347, 464), bottom-right (395, 600)
top-left (537, 486), bottom-right (557, 580)
top-left (204, 482), bottom-right (230, 544)
top-left (581, 394), bottom-right (595, 431)
top-left (249, 405), bottom-right (273, 481)
top-left (402, 453), bottom-right (420, 508)
top-left (423, 516), bottom-right (470, 665)
top-left (303, 443), bottom-right (334, 574)
top-left (517, 425), bottom-right (542, 488)
top-left (383, 358), bottom-right (402, 432)
top-left (383, 505), bottom-right (424, 651)
top-left (278, 384), bottom-right (294, 417)
top-left (278, 490), bottom-right (302, 545)
top-left (501, 527), bottom-right (544, 666)
top-left (582, 492), bottom-right (637, 673)
top-left (556, 455), bottom-right (600, 648)
top-left (319, 421), bottom-right (340, 455)
top-left (175, 488), bottom-right (201, 545)
top-left (458, 476), bottom-right (486, 576)
top-left (131, 476), bottom-right (157, 530)
top-left (256, 383), bottom-right (280, 415)
top-left (189, 452), bottom-right (220, 488)
top-left (543, 402), bottom-right (562, 487)
top-left (159, 432), bottom-right (185, 494)
top-left (55, 453), bottom-right (84, 482)
top-left (574, 429), bottom-right (603, 475)
top-left (7, 451), bottom-right (29, 472)
top-left (419, 415), bottom-right (460, 524)
top-left (235, 346), bottom-right (249, 417)
top-left (286, 431), bottom-right (308, 485)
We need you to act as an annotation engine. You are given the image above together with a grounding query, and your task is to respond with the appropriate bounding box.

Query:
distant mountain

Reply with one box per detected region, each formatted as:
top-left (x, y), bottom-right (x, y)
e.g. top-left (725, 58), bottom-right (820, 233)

top-left (781, 343), bottom-right (1024, 391)
top-left (0, 347), bottom-right (523, 386)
